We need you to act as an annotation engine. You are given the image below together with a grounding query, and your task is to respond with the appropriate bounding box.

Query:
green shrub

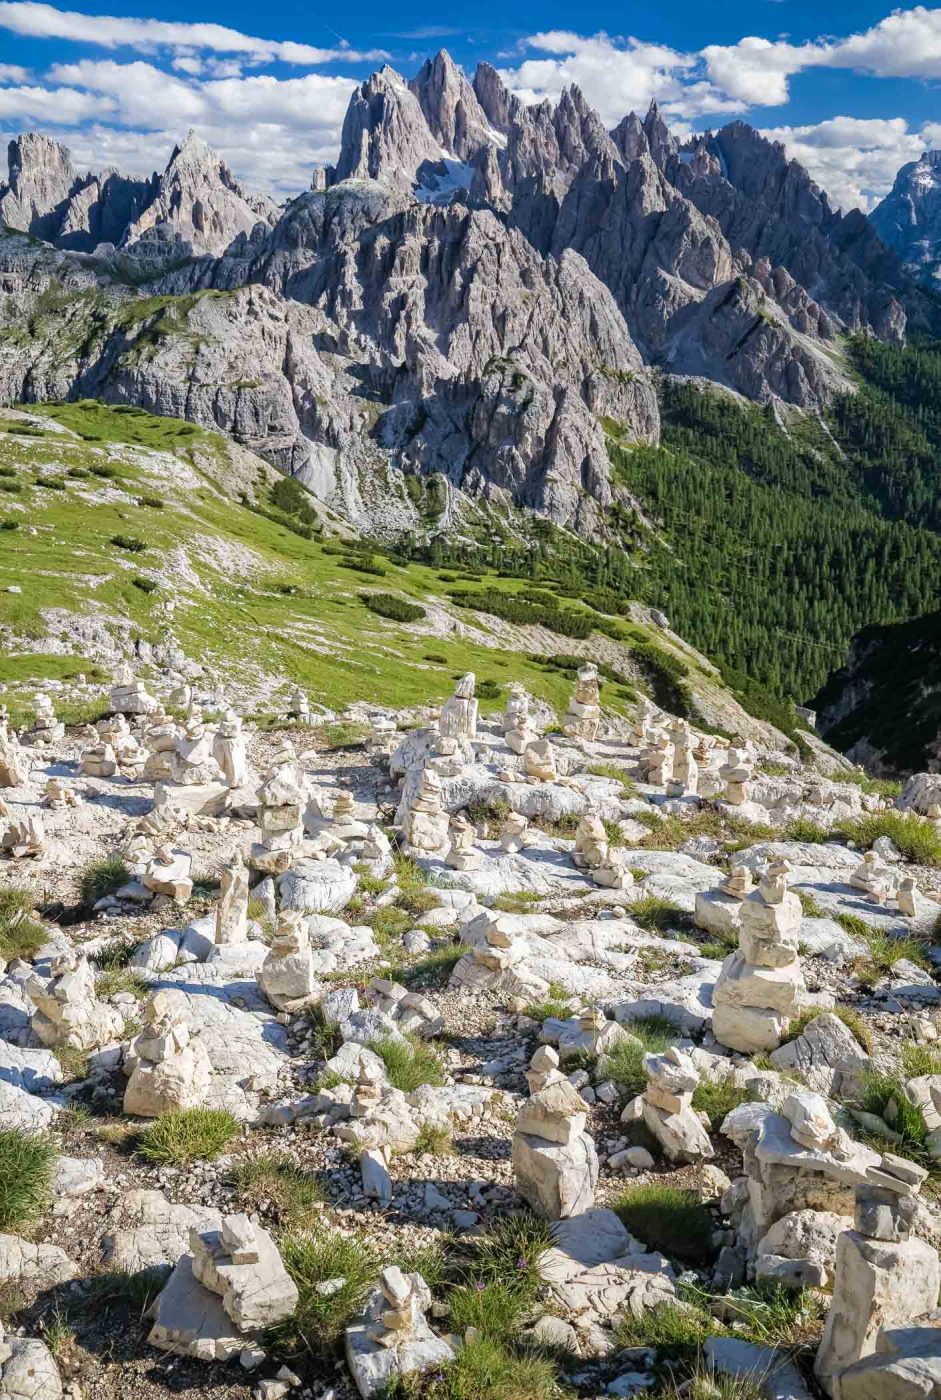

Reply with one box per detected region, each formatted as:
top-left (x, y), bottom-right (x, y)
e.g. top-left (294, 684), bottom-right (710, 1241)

top-left (601, 1016), bottom-right (677, 1097)
top-left (0, 519), bottom-right (19, 530)
top-left (137, 1109), bottom-right (239, 1165)
top-left (361, 592), bottom-right (425, 623)
top-left (476, 679), bottom-right (502, 700)
top-left (627, 895), bottom-right (689, 933)
top-left (413, 1123), bottom-right (454, 1156)
top-left (132, 577), bottom-right (158, 594)
top-left (614, 1183), bottom-right (716, 1264)
top-left (79, 856), bottom-right (130, 907)
top-left (0, 1129), bottom-right (54, 1230)
top-left (110, 534), bottom-right (146, 552)
top-left (783, 817), bottom-right (831, 843)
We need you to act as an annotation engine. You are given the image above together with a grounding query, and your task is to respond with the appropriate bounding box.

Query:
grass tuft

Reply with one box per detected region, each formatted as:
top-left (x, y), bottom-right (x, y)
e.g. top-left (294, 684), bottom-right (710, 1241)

top-left (79, 856), bottom-right (130, 907)
top-left (614, 1183), bottom-right (715, 1265)
top-left (0, 1129), bottom-right (54, 1231)
top-left (0, 888), bottom-right (47, 960)
top-left (231, 1152), bottom-right (324, 1229)
top-left (136, 1108), bottom-right (239, 1165)
top-left (369, 1032), bottom-right (445, 1093)
top-left (271, 1228), bottom-right (379, 1354)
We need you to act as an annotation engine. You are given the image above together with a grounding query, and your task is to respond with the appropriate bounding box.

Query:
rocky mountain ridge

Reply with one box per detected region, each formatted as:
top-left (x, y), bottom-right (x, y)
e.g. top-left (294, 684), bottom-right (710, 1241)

top-left (0, 51), bottom-right (935, 537)
top-left (871, 149), bottom-right (941, 288)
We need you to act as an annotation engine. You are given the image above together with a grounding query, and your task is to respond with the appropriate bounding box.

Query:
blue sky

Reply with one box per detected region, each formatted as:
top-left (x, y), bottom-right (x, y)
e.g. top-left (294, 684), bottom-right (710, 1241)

top-left (1, 0), bottom-right (940, 210)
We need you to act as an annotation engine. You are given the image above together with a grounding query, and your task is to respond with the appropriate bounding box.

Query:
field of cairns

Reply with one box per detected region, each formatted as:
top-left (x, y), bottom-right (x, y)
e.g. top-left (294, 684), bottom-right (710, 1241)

top-left (0, 401), bottom-right (939, 1400)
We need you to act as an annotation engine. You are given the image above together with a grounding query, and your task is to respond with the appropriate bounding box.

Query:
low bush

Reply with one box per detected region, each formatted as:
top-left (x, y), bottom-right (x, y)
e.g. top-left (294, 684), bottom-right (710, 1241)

top-left (110, 534), bottom-right (146, 552)
top-left (231, 1153), bottom-right (323, 1229)
top-left (838, 811), bottom-right (941, 867)
top-left (361, 592), bottom-right (425, 623)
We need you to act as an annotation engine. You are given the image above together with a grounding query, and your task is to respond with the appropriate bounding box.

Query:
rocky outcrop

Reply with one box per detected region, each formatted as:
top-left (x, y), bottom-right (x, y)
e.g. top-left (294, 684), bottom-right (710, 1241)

top-left (871, 150), bottom-right (941, 288)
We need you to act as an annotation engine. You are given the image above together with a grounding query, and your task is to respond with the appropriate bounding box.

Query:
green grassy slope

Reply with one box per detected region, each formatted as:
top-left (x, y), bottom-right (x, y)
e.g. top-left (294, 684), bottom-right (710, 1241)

top-left (1, 401), bottom-right (747, 732)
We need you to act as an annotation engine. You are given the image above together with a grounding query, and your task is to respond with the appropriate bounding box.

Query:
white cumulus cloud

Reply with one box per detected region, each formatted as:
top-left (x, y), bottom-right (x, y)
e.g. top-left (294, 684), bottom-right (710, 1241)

top-left (0, 1), bottom-right (388, 64)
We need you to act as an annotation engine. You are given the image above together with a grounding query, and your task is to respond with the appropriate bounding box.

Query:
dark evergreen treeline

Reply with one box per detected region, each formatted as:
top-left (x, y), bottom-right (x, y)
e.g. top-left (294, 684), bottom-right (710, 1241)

top-left (608, 341), bottom-right (941, 703)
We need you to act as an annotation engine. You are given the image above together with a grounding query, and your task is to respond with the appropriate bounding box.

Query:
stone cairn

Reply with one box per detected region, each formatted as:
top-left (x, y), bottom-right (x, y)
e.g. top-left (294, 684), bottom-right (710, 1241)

top-left (0, 719), bottom-right (28, 787)
top-left (96, 712), bottom-right (145, 776)
top-left (557, 1005), bottom-right (625, 1061)
top-left (572, 813), bottom-right (633, 890)
top-left (256, 909), bottom-right (320, 1012)
top-left (523, 737), bottom-right (557, 782)
top-left (80, 734), bottom-right (117, 779)
top-left (499, 811), bottom-right (530, 853)
top-left (124, 988), bottom-right (212, 1117)
top-left (251, 744), bottom-right (306, 874)
top-left (439, 672), bottom-right (477, 748)
top-left (142, 707), bottom-right (179, 782)
top-left (850, 851), bottom-right (896, 905)
top-left (503, 684), bottom-right (537, 754)
top-left (668, 719), bottom-right (699, 796)
top-left (43, 777), bottom-right (81, 809)
top-left (400, 768), bottom-right (449, 855)
top-left (511, 1078), bottom-right (598, 1219)
top-left (287, 687), bottom-right (311, 723)
top-left (26, 954), bottom-right (124, 1051)
top-left (165, 710), bottom-right (226, 802)
top-left (897, 876), bottom-right (919, 918)
top-left (110, 665), bottom-right (156, 716)
top-left (720, 745), bottom-right (754, 806)
top-left (712, 860), bottom-right (805, 1053)
top-left (694, 863), bottom-right (753, 941)
top-left (632, 696), bottom-right (656, 745)
top-left (368, 715), bottom-right (397, 760)
top-left (213, 709), bottom-right (247, 787)
top-left (526, 1044), bottom-right (564, 1093)
top-left (563, 663), bottom-right (601, 741)
top-left (445, 813), bottom-right (481, 871)
top-left (215, 855), bottom-right (249, 945)
top-left (0, 808), bottom-right (45, 858)
top-left (646, 731), bottom-right (674, 787)
top-left (815, 1155), bottom-right (941, 1395)
top-left (345, 1266), bottom-right (454, 1399)
top-left (29, 694), bottom-right (63, 746)
top-left (143, 845), bottom-right (193, 904)
top-left (148, 1213), bottom-right (298, 1361)
top-left (639, 1046), bottom-right (714, 1163)
top-left (725, 1089), bottom-right (883, 1286)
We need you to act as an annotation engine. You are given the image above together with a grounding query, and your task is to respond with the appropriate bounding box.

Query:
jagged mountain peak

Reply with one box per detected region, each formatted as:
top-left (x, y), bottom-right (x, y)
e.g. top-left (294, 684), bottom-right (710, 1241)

top-left (871, 148), bottom-right (941, 287)
top-left (409, 49), bottom-right (496, 161)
